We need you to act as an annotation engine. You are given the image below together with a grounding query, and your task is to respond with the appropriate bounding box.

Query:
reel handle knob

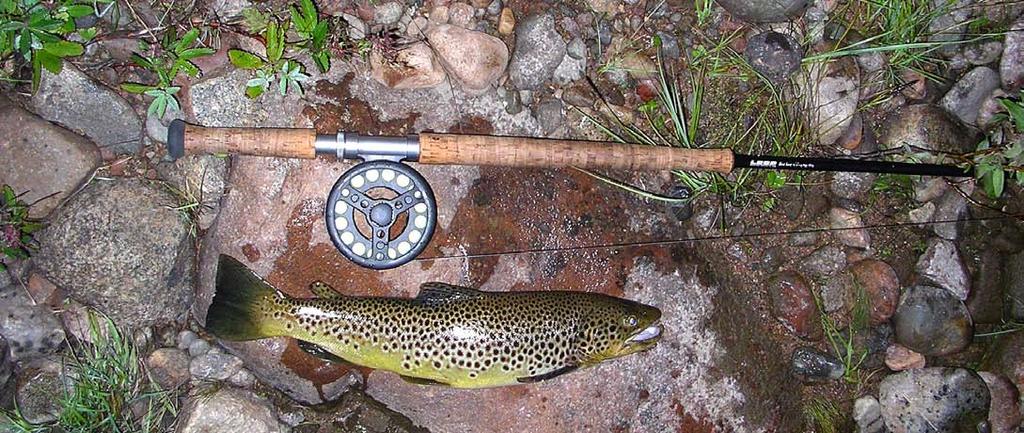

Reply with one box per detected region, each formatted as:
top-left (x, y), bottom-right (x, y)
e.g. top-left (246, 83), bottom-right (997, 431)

top-left (167, 120), bottom-right (318, 160)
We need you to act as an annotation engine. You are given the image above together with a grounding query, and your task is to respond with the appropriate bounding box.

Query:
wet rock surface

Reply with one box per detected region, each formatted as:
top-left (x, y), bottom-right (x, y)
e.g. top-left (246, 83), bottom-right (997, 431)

top-left (744, 31), bottom-right (803, 83)
top-left (30, 66), bottom-right (142, 155)
top-left (1000, 16), bottom-right (1024, 90)
top-left (768, 270), bottom-right (821, 339)
top-left (850, 259), bottom-right (900, 325)
top-left (878, 368), bottom-right (991, 433)
top-left (884, 343), bottom-right (925, 371)
top-left (892, 285), bottom-right (972, 357)
top-left (790, 346), bottom-right (844, 383)
top-left (0, 96), bottom-right (101, 218)
top-left (854, 395), bottom-right (884, 433)
top-left (35, 179), bottom-right (194, 329)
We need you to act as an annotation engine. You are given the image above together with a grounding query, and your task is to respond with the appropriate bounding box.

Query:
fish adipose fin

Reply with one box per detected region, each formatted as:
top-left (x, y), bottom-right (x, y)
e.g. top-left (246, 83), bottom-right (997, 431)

top-left (297, 340), bottom-right (352, 364)
top-left (206, 254), bottom-right (283, 341)
top-left (400, 375), bottom-right (450, 386)
top-left (309, 281), bottom-right (344, 299)
top-left (516, 365), bottom-right (578, 383)
top-left (416, 283), bottom-right (484, 304)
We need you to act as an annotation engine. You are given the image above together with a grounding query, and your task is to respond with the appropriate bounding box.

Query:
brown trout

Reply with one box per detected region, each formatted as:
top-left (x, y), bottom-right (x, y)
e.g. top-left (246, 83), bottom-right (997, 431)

top-left (206, 254), bottom-right (663, 388)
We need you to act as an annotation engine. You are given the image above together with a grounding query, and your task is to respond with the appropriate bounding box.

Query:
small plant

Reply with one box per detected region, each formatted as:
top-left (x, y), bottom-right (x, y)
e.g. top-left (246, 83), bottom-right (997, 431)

top-left (694, 0), bottom-right (714, 27)
top-left (289, 0), bottom-right (330, 72)
top-left (229, 19), bottom-right (310, 98)
top-left (870, 173), bottom-right (915, 201)
top-left (0, 184), bottom-right (41, 272)
top-left (815, 282), bottom-right (870, 384)
top-left (0, 0), bottom-right (111, 90)
top-left (803, 397), bottom-right (843, 433)
top-left (2, 312), bottom-right (179, 432)
top-left (973, 91), bottom-right (1024, 198)
top-left (120, 28), bottom-right (215, 118)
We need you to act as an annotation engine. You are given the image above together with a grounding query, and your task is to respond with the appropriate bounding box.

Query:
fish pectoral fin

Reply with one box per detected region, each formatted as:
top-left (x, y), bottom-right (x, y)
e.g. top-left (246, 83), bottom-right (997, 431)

top-left (309, 281), bottom-right (343, 299)
top-left (516, 365), bottom-right (579, 383)
top-left (399, 375), bottom-right (450, 386)
top-left (416, 283), bottom-right (484, 304)
top-left (296, 340), bottom-right (351, 364)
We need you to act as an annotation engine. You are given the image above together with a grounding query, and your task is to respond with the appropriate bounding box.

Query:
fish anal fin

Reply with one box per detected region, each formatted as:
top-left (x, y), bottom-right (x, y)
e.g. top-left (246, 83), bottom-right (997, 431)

top-left (309, 281), bottom-right (343, 299)
top-left (296, 340), bottom-right (350, 365)
top-left (416, 283), bottom-right (483, 304)
top-left (399, 375), bottom-right (450, 386)
top-left (516, 365), bottom-right (578, 383)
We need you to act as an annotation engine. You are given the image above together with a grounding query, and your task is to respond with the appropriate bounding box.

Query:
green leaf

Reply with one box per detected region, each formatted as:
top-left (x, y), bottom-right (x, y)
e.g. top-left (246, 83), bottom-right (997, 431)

top-left (42, 40), bottom-right (83, 57)
top-left (266, 21), bottom-right (284, 63)
top-left (301, 0), bottom-right (317, 21)
top-left (120, 82), bottom-right (153, 93)
top-left (999, 98), bottom-right (1024, 132)
top-left (36, 49), bottom-right (61, 73)
top-left (177, 28), bottom-right (200, 53)
top-left (228, 49), bottom-right (264, 69)
top-left (130, 53), bottom-right (154, 69)
top-left (765, 171), bottom-right (786, 189)
top-left (77, 27), bottom-right (98, 41)
top-left (63, 4), bottom-right (94, 18)
top-left (178, 47), bottom-right (214, 61)
top-left (289, 6), bottom-right (308, 32)
top-left (0, 21), bottom-right (21, 31)
top-left (178, 60), bottom-right (199, 77)
top-left (245, 84), bottom-right (265, 99)
top-left (312, 51), bottom-right (329, 73)
top-left (983, 168), bottom-right (1005, 198)
top-left (147, 94), bottom-right (168, 118)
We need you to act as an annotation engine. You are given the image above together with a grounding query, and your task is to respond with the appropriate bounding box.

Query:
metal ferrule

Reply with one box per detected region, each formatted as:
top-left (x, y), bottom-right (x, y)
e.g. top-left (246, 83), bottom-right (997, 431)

top-left (315, 132), bottom-right (421, 162)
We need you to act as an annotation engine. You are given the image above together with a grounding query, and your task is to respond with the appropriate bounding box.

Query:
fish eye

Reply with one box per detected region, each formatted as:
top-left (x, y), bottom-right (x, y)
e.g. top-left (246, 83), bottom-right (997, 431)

top-left (623, 315), bottom-right (638, 328)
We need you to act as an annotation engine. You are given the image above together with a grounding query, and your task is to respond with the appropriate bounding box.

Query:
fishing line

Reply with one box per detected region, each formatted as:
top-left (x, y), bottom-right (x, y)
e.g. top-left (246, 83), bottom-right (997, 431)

top-left (413, 214), bottom-right (1023, 262)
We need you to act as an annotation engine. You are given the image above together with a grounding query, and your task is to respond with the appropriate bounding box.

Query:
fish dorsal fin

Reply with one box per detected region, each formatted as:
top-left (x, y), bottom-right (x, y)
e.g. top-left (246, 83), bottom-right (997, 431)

top-left (309, 281), bottom-right (343, 299)
top-left (296, 340), bottom-right (350, 365)
top-left (416, 283), bottom-right (483, 303)
top-left (517, 365), bottom-right (578, 383)
top-left (399, 375), bottom-right (450, 386)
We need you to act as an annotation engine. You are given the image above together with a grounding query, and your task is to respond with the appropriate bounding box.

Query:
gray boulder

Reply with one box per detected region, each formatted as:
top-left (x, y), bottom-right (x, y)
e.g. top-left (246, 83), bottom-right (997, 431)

top-left (0, 96), bottom-right (101, 218)
top-left (880, 104), bottom-right (981, 163)
top-left (30, 65), bottom-right (142, 155)
top-left (893, 286), bottom-right (972, 356)
top-left (35, 179), bottom-right (194, 329)
top-left (715, 0), bottom-right (809, 22)
top-left (1000, 16), bottom-right (1024, 90)
top-left (176, 387), bottom-right (284, 433)
top-left (915, 238), bottom-right (970, 300)
top-left (508, 14), bottom-right (566, 89)
top-left (0, 284), bottom-right (64, 362)
top-left (879, 368), bottom-right (990, 433)
top-left (155, 154), bottom-right (228, 231)
top-left (939, 66), bottom-right (1000, 125)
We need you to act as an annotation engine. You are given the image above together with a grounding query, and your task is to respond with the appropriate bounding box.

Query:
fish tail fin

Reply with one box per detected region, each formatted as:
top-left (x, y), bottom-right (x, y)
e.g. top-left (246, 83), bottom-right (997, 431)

top-left (206, 254), bottom-right (291, 341)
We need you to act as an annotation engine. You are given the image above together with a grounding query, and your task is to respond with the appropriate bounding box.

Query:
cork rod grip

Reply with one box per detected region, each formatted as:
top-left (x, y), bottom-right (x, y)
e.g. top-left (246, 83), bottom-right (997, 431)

top-left (418, 133), bottom-right (735, 173)
top-left (166, 120), bottom-right (316, 159)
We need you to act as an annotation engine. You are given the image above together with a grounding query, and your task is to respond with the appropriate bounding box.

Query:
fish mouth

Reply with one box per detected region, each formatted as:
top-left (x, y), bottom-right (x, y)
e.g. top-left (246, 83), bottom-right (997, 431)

top-left (626, 322), bottom-right (663, 345)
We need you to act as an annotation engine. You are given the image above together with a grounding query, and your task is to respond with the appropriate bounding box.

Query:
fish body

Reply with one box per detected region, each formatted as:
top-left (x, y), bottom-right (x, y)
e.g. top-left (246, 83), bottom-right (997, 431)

top-left (206, 255), bottom-right (662, 388)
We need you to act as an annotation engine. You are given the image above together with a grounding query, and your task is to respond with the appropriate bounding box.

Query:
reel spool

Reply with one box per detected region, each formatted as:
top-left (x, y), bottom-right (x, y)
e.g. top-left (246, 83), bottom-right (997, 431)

top-left (325, 160), bottom-right (437, 270)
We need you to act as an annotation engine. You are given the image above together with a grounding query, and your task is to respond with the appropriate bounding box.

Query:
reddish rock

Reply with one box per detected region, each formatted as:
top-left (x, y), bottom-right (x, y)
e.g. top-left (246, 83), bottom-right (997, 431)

top-left (768, 271), bottom-right (822, 340)
top-left (978, 372), bottom-right (1022, 433)
top-left (850, 259), bottom-right (900, 325)
top-left (884, 344), bottom-right (925, 371)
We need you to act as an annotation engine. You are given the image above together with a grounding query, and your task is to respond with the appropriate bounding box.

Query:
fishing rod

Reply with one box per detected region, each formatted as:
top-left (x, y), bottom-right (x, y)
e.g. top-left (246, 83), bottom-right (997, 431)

top-left (166, 120), bottom-right (972, 270)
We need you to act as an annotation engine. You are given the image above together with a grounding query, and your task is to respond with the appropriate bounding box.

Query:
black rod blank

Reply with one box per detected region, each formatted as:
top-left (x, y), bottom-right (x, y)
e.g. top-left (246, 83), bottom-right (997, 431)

top-left (733, 154), bottom-right (973, 177)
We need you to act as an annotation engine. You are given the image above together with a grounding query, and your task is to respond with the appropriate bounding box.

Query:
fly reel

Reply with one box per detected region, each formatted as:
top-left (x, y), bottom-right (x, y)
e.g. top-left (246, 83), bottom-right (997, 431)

top-left (326, 160), bottom-right (437, 270)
